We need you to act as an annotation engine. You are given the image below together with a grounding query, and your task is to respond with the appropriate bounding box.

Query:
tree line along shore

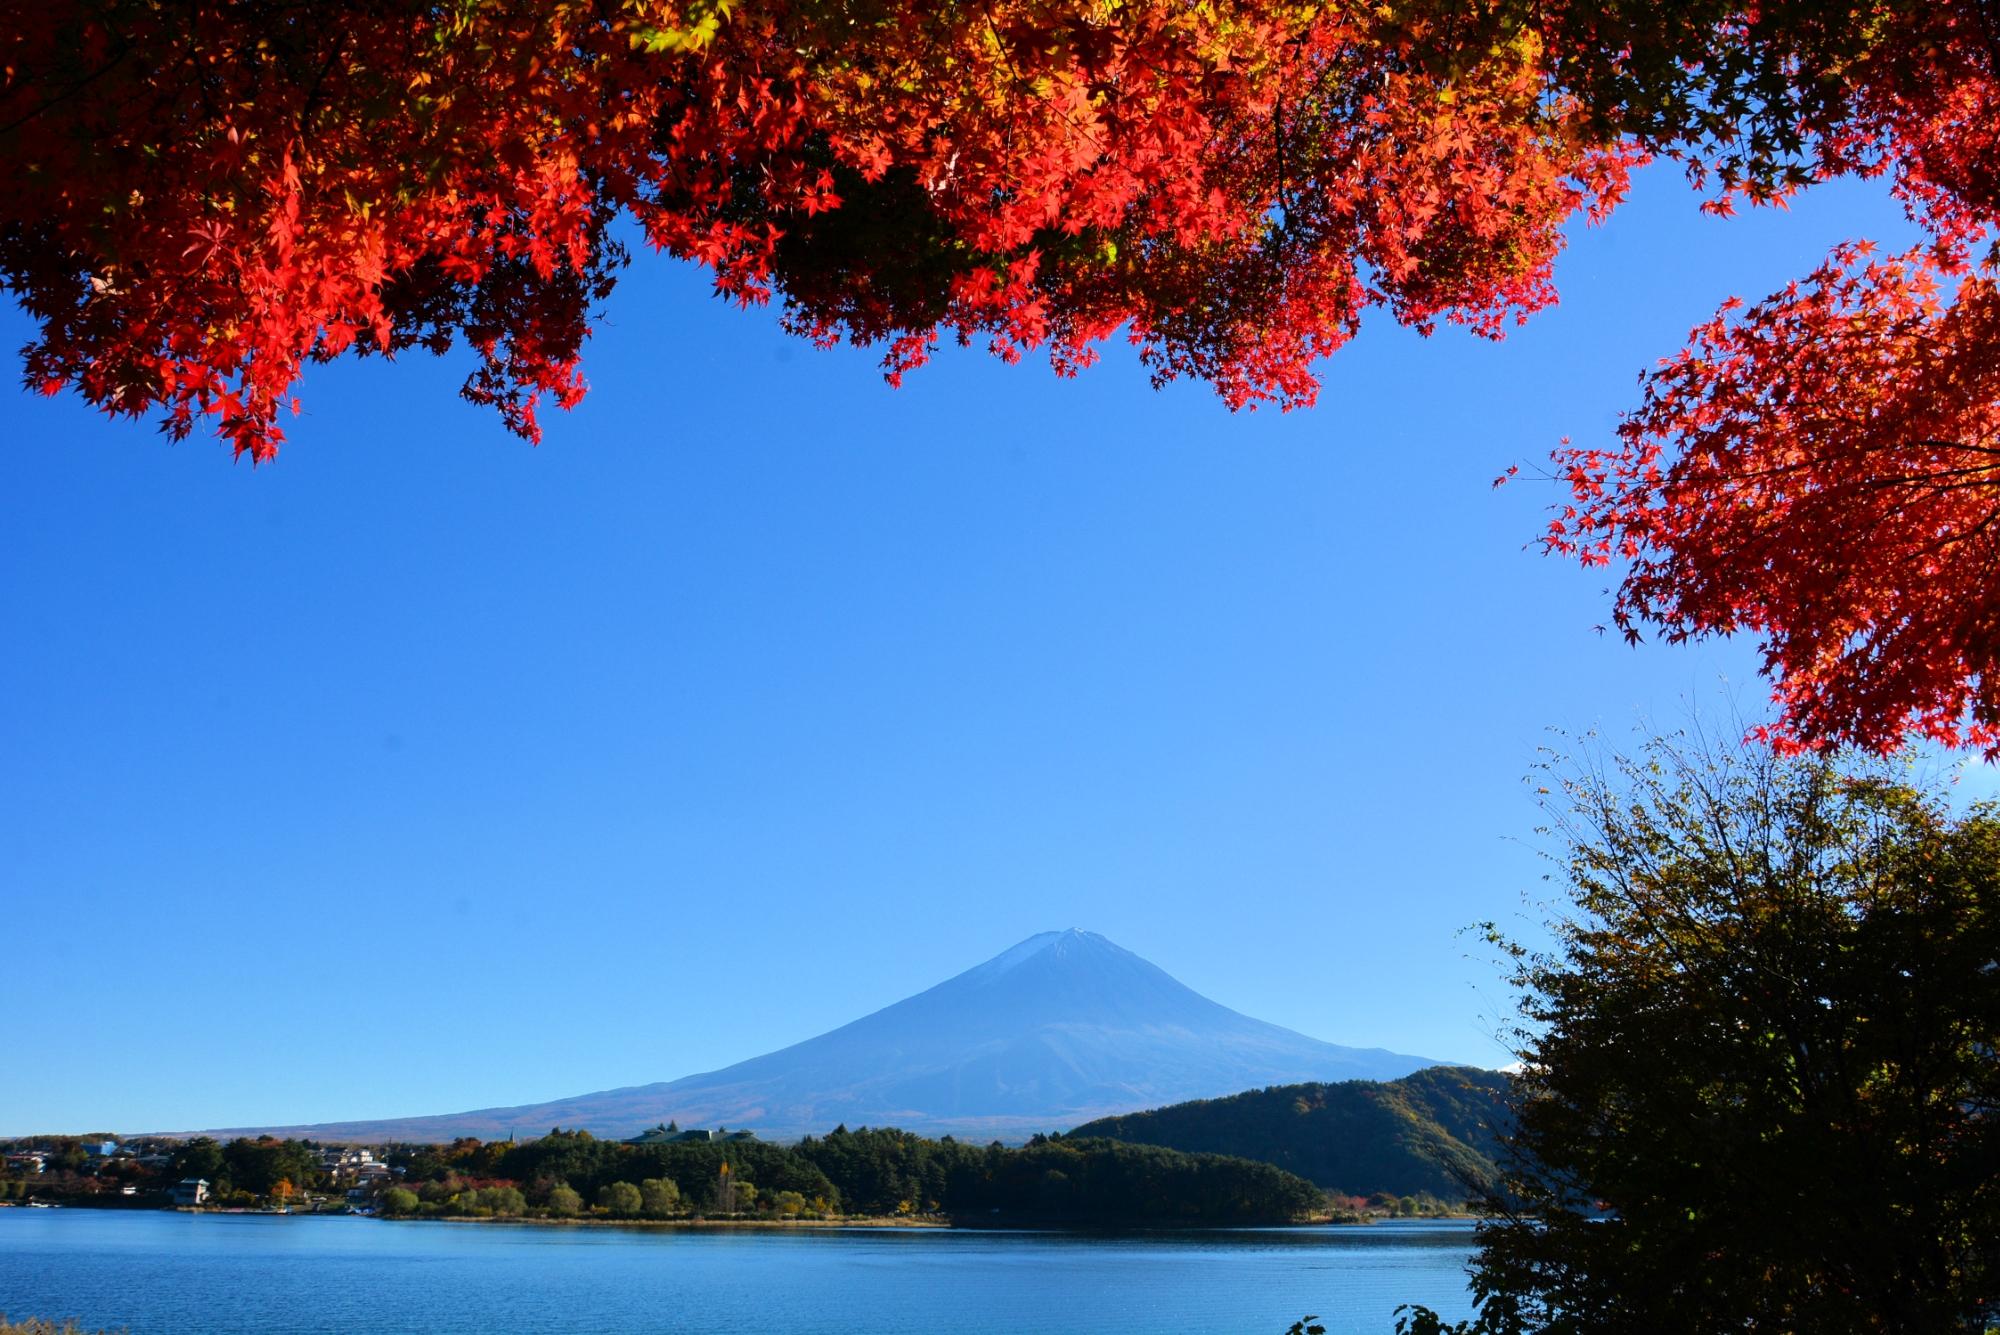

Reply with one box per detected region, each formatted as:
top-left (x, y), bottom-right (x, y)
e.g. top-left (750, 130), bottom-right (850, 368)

top-left (0, 1123), bottom-right (1475, 1229)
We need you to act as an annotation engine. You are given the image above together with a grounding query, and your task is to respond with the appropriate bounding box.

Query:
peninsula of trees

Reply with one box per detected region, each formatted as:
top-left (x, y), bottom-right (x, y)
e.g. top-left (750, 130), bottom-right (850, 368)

top-left (0, 1126), bottom-right (1325, 1227)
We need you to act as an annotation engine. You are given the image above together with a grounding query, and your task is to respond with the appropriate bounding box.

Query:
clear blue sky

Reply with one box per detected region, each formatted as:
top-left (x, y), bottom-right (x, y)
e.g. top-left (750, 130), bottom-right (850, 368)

top-left (0, 167), bottom-right (1948, 1136)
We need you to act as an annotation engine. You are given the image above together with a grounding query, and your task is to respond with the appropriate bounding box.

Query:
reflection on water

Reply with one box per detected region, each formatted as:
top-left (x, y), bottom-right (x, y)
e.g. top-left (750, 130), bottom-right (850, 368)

top-left (0, 1211), bottom-right (1476, 1335)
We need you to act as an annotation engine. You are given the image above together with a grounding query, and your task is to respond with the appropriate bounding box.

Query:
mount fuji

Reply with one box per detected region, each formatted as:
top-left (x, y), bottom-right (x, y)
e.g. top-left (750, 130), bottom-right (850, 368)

top-left (207, 929), bottom-right (1443, 1142)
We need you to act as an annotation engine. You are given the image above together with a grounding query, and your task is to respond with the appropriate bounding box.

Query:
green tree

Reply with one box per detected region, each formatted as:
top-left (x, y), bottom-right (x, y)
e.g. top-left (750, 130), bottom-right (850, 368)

top-left (169, 1138), bottom-right (224, 1181)
top-left (220, 1138), bottom-right (319, 1196)
top-left (597, 1181), bottom-right (643, 1217)
top-left (639, 1177), bottom-right (681, 1218)
top-left (546, 1183), bottom-right (583, 1218)
top-left (478, 1186), bottom-right (526, 1216)
top-left (1405, 734), bottom-right (2000, 1335)
top-left (380, 1187), bottom-right (419, 1216)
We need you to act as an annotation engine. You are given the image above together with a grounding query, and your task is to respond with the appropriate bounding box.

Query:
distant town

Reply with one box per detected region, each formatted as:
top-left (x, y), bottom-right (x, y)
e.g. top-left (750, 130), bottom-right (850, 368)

top-left (0, 1125), bottom-right (769, 1218)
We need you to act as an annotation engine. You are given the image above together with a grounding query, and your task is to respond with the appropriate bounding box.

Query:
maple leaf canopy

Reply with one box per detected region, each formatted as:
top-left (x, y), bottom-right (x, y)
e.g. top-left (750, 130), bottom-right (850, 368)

top-left (0, 0), bottom-right (1629, 459)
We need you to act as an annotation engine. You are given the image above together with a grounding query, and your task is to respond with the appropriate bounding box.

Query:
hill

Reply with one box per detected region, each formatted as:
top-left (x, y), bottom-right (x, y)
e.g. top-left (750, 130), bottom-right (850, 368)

top-left (1067, 1065), bottom-right (1514, 1202)
top-left (192, 930), bottom-right (1444, 1143)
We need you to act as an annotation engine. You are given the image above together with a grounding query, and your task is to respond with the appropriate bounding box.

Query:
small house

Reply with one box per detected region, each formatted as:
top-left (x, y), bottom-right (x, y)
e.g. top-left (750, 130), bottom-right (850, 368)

top-left (172, 1178), bottom-right (210, 1207)
top-left (320, 1147), bottom-right (383, 1182)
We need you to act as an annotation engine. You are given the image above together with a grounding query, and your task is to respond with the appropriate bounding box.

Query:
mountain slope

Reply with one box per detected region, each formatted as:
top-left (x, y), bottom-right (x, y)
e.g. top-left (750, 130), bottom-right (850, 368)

top-left (1067, 1065), bottom-right (1514, 1200)
top-left (198, 930), bottom-right (1443, 1142)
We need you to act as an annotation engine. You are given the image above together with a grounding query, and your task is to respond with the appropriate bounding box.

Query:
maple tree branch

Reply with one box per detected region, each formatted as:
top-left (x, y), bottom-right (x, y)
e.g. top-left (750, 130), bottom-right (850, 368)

top-left (1972, 0), bottom-right (2000, 79)
top-left (297, 29), bottom-right (353, 151)
top-left (1911, 502), bottom-right (2000, 560)
top-left (0, 42), bottom-right (132, 139)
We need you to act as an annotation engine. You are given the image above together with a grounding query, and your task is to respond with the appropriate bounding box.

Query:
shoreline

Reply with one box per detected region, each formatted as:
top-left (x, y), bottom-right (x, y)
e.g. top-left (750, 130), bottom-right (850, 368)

top-left (5, 1200), bottom-right (1480, 1231)
top-left (211, 1209), bottom-right (1469, 1231)
top-left (398, 1213), bottom-right (952, 1230)
top-left (7, 1201), bottom-right (1479, 1231)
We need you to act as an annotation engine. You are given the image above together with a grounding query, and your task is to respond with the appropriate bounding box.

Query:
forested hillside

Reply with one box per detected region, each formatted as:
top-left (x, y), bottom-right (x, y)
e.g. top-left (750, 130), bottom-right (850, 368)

top-left (386, 1125), bottom-right (1325, 1225)
top-left (1068, 1066), bottom-right (1512, 1202)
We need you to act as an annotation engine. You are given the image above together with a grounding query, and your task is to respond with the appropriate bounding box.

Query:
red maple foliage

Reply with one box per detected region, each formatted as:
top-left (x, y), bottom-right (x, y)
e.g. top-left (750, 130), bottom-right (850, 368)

top-left (1542, 2), bottom-right (2000, 752)
top-left (0, 0), bottom-right (1631, 461)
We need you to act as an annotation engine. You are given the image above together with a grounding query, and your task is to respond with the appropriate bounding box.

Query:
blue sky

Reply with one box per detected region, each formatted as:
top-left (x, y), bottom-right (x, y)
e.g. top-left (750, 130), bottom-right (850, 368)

top-left (0, 165), bottom-right (1954, 1136)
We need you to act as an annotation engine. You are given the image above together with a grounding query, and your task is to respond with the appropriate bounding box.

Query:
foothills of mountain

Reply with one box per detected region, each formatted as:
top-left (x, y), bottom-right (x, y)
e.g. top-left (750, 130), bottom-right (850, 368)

top-left (188, 930), bottom-right (1442, 1143)
top-left (0, 1127), bottom-right (1325, 1226)
top-left (1068, 1065), bottom-right (1514, 1203)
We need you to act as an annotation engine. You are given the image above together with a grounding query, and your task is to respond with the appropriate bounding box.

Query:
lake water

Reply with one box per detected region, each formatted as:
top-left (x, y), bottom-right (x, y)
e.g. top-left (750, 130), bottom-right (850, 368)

top-left (0, 1211), bottom-right (1477, 1335)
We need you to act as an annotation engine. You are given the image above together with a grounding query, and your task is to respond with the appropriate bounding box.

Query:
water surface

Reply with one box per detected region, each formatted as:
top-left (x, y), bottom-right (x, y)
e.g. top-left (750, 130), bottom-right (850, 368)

top-left (0, 1210), bottom-right (1476, 1335)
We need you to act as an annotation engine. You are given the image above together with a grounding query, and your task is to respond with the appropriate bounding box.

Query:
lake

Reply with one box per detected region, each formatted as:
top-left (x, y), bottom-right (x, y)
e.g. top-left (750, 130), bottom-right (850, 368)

top-left (0, 1211), bottom-right (1477, 1335)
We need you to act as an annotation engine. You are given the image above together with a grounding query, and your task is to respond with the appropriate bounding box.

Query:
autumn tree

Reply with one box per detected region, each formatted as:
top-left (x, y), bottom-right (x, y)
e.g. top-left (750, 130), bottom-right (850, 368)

top-left (1400, 731), bottom-right (2000, 1334)
top-left (0, 0), bottom-right (1630, 462)
top-left (1532, 0), bottom-right (2000, 753)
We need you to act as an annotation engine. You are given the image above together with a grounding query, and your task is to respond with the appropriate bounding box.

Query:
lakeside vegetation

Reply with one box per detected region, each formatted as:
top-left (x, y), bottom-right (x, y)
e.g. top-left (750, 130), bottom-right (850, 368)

top-left (0, 1126), bottom-right (1326, 1227)
top-left (385, 1126), bottom-right (1324, 1225)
